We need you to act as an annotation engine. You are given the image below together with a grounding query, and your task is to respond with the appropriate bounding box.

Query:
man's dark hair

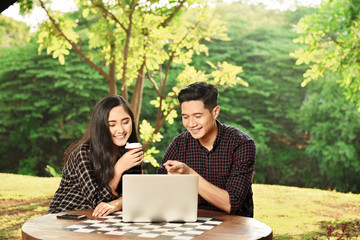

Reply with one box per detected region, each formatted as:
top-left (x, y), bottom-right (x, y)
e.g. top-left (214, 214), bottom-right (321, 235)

top-left (178, 81), bottom-right (218, 111)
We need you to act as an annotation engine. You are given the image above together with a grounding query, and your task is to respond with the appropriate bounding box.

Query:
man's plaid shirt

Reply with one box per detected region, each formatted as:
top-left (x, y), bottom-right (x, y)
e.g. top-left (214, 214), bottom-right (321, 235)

top-left (157, 120), bottom-right (255, 217)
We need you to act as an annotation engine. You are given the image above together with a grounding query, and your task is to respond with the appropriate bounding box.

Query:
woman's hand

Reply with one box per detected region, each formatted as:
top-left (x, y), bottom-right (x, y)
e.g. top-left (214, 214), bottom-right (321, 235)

top-left (92, 197), bottom-right (122, 217)
top-left (115, 148), bottom-right (143, 174)
top-left (109, 148), bottom-right (143, 195)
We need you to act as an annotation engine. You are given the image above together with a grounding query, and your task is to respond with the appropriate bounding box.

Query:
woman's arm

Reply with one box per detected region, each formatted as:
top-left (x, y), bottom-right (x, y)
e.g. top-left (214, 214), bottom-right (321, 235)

top-left (93, 149), bottom-right (143, 217)
top-left (109, 148), bottom-right (143, 195)
top-left (70, 147), bottom-right (115, 206)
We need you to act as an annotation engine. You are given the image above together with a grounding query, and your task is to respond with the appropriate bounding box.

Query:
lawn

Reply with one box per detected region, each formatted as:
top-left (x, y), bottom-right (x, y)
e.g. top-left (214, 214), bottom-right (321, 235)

top-left (0, 173), bottom-right (359, 239)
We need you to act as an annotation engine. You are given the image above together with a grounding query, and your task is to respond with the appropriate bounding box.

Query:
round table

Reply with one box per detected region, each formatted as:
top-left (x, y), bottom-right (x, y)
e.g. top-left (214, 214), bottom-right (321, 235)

top-left (22, 209), bottom-right (273, 240)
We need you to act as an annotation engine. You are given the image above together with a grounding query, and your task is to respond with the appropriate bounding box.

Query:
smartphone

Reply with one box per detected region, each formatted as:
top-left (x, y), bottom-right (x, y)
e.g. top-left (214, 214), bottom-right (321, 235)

top-left (56, 213), bottom-right (87, 220)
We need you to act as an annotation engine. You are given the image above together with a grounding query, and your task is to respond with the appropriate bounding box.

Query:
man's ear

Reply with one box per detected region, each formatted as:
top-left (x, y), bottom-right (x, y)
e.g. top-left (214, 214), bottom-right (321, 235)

top-left (212, 106), bottom-right (220, 119)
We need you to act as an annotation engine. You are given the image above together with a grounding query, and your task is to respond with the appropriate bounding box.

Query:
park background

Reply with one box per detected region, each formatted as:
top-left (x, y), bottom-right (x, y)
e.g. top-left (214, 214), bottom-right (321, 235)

top-left (1, 0), bottom-right (360, 239)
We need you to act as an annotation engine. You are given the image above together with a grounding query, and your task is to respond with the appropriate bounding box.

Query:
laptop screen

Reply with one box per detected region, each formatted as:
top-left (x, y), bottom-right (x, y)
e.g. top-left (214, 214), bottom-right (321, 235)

top-left (122, 174), bottom-right (199, 222)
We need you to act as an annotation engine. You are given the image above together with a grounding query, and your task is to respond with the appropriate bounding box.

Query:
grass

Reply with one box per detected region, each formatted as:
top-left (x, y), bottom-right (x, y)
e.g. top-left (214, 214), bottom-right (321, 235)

top-left (0, 173), bottom-right (359, 239)
top-left (252, 184), bottom-right (360, 239)
top-left (0, 173), bottom-right (60, 240)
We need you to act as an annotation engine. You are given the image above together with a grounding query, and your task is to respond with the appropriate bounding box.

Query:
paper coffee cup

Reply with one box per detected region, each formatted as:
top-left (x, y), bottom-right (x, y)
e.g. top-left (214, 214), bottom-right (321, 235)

top-left (125, 142), bottom-right (142, 151)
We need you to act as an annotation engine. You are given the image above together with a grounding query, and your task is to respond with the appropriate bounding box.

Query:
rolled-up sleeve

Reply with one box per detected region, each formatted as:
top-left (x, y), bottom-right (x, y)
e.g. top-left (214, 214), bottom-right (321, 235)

top-left (226, 139), bottom-right (255, 214)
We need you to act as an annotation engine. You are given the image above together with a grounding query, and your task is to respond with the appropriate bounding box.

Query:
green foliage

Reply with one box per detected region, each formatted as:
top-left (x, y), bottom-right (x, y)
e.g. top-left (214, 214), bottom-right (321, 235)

top-left (191, 2), bottom-right (310, 186)
top-left (23, 0), bottom-right (246, 165)
top-left (2, 1), bottom-right (360, 193)
top-left (0, 15), bottom-right (33, 49)
top-left (0, 41), bottom-right (108, 176)
top-left (292, 0), bottom-right (360, 110)
top-left (295, 75), bottom-right (360, 192)
top-left (37, 16), bottom-right (77, 65)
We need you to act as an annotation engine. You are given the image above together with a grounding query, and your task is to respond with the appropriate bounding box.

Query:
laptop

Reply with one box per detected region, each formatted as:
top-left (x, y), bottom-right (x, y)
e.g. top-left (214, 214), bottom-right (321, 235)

top-left (122, 174), bottom-right (199, 222)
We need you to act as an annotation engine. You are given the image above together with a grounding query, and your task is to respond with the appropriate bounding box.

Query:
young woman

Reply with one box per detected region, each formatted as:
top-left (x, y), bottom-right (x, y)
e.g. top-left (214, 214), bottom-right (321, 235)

top-left (48, 95), bottom-right (143, 217)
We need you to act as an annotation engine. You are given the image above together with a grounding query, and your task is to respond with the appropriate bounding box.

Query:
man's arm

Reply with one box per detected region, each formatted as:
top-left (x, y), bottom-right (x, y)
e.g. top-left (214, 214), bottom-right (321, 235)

top-left (197, 173), bottom-right (231, 213)
top-left (163, 160), bottom-right (231, 213)
top-left (164, 138), bottom-right (255, 215)
top-left (226, 139), bottom-right (255, 215)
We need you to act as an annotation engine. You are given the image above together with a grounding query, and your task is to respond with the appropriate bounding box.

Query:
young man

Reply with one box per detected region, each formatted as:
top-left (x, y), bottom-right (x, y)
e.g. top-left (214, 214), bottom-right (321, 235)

top-left (157, 82), bottom-right (256, 217)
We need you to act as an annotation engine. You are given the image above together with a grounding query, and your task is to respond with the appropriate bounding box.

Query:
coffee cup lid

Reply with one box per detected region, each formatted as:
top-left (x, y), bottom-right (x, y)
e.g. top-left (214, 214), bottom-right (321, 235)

top-left (125, 142), bottom-right (142, 149)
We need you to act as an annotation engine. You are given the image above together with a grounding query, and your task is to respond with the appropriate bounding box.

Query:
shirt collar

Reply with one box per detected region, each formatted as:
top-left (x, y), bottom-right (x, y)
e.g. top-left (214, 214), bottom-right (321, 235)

top-left (195, 120), bottom-right (223, 152)
top-left (213, 120), bottom-right (223, 149)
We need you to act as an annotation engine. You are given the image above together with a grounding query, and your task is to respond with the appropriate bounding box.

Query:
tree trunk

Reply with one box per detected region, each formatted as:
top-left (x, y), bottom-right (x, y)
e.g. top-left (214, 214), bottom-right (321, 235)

top-left (109, 41), bottom-right (117, 95)
top-left (131, 60), bottom-right (145, 127)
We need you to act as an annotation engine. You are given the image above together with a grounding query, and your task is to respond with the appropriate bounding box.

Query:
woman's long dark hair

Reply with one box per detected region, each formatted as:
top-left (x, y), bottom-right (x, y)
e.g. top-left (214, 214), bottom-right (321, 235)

top-left (64, 95), bottom-right (138, 189)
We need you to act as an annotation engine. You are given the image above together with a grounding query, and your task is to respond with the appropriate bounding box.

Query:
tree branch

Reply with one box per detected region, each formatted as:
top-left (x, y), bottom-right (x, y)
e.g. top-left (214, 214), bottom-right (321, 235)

top-left (142, 103), bottom-right (180, 150)
top-left (145, 65), bottom-right (161, 96)
top-left (152, 8), bottom-right (203, 134)
top-left (161, 0), bottom-right (187, 28)
top-left (159, 18), bottom-right (199, 95)
top-left (38, 0), bottom-right (114, 93)
top-left (326, 35), bottom-right (344, 47)
top-left (90, 0), bottom-right (127, 32)
top-left (121, 0), bottom-right (137, 100)
top-left (161, 53), bottom-right (174, 95)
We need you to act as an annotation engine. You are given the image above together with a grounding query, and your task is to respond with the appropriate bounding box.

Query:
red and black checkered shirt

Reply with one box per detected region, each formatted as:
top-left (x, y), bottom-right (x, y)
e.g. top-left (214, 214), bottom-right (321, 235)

top-left (48, 143), bottom-right (141, 214)
top-left (157, 121), bottom-right (255, 217)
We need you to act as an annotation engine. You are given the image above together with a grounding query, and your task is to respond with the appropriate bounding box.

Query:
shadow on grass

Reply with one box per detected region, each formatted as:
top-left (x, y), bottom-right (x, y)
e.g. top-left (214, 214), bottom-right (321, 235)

top-left (274, 220), bottom-right (360, 240)
top-left (0, 198), bottom-right (52, 240)
top-left (310, 220), bottom-right (360, 240)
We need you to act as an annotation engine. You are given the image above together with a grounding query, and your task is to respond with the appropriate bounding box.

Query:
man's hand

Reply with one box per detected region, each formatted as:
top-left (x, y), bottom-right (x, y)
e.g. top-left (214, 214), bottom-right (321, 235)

top-left (163, 160), bottom-right (195, 175)
top-left (163, 160), bottom-right (231, 214)
top-left (93, 197), bottom-right (122, 217)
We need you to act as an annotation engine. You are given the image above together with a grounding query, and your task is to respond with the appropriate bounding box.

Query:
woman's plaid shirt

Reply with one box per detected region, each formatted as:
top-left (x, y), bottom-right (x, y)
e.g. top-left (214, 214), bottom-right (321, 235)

top-left (48, 143), bottom-right (141, 214)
